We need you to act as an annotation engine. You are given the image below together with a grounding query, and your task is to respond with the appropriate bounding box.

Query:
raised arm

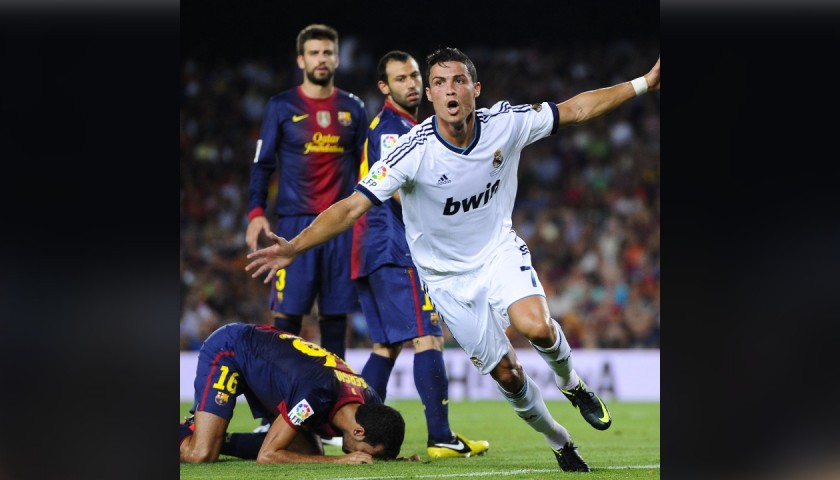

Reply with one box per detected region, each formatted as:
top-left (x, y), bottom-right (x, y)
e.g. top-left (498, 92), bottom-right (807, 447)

top-left (557, 56), bottom-right (659, 128)
top-left (245, 191), bottom-right (374, 283)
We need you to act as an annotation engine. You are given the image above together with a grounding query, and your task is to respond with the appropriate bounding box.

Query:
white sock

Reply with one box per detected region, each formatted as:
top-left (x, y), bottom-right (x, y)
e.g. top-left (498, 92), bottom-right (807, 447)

top-left (531, 320), bottom-right (579, 390)
top-left (498, 373), bottom-right (571, 450)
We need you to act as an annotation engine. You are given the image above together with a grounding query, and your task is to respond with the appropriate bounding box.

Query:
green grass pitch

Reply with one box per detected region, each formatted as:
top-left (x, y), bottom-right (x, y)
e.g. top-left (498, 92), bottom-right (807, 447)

top-left (180, 399), bottom-right (659, 479)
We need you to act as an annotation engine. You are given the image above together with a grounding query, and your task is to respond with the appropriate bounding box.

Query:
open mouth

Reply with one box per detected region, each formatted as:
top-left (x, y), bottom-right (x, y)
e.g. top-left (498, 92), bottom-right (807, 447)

top-left (446, 100), bottom-right (459, 115)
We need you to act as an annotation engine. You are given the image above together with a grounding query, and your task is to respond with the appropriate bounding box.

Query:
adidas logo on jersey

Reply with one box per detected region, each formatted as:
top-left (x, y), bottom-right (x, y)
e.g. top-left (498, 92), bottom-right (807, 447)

top-left (437, 174), bottom-right (451, 185)
top-left (442, 179), bottom-right (501, 216)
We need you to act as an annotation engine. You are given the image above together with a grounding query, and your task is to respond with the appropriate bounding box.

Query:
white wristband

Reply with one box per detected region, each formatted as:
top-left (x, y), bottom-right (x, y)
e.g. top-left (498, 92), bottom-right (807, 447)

top-left (630, 76), bottom-right (648, 96)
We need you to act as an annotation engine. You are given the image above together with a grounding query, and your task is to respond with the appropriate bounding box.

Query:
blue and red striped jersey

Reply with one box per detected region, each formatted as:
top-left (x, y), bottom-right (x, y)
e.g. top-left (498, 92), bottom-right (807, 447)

top-left (351, 100), bottom-right (417, 279)
top-left (208, 323), bottom-right (379, 438)
top-left (248, 86), bottom-right (367, 218)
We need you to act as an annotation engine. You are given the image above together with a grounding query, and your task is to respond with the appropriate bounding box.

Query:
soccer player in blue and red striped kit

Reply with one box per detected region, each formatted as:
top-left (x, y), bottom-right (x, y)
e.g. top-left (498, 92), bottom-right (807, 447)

top-left (246, 24), bottom-right (367, 362)
top-left (351, 50), bottom-right (488, 459)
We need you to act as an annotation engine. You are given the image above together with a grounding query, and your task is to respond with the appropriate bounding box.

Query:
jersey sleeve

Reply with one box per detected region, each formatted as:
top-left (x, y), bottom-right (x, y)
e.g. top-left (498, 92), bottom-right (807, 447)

top-left (277, 385), bottom-right (331, 431)
top-left (525, 102), bottom-right (560, 145)
top-left (354, 127), bottom-right (420, 206)
top-left (247, 97), bottom-right (282, 218)
top-left (504, 101), bottom-right (560, 151)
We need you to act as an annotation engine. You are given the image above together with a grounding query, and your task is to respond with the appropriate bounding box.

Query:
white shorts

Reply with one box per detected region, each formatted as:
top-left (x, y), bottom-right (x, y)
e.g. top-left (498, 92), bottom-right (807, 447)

top-left (420, 235), bottom-right (545, 374)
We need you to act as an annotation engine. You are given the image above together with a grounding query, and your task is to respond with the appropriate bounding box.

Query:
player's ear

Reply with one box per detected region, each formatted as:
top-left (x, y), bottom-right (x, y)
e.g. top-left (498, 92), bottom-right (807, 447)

top-left (377, 80), bottom-right (390, 96)
top-left (425, 87), bottom-right (432, 102)
top-left (352, 426), bottom-right (365, 439)
top-left (474, 81), bottom-right (481, 97)
top-left (296, 55), bottom-right (305, 70)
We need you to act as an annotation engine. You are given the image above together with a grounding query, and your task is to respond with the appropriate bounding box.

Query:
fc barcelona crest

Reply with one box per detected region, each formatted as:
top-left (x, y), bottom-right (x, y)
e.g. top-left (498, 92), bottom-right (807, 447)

top-left (337, 111), bottom-right (352, 126)
top-left (316, 111), bottom-right (331, 128)
top-left (215, 391), bottom-right (230, 406)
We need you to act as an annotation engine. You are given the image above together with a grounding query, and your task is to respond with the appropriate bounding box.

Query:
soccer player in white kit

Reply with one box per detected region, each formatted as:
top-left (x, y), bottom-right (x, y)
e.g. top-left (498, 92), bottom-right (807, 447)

top-left (247, 47), bottom-right (661, 472)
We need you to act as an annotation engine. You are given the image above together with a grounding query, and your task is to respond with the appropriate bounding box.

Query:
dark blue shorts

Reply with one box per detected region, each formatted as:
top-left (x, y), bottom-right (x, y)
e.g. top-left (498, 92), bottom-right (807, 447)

top-left (270, 215), bottom-right (359, 315)
top-left (190, 324), bottom-right (268, 420)
top-left (354, 265), bottom-right (443, 344)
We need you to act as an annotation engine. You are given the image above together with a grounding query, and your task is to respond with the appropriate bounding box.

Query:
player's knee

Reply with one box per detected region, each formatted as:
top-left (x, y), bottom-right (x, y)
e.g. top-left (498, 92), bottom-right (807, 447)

top-left (491, 358), bottom-right (525, 392)
top-left (181, 446), bottom-right (218, 464)
top-left (412, 335), bottom-right (443, 352)
top-left (520, 318), bottom-right (555, 345)
top-left (372, 343), bottom-right (402, 358)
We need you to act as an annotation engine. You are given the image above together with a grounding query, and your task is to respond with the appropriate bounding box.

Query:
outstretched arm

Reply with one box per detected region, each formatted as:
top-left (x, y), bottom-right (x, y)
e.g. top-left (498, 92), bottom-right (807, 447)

top-left (557, 56), bottom-right (659, 128)
top-left (245, 191), bottom-right (374, 283)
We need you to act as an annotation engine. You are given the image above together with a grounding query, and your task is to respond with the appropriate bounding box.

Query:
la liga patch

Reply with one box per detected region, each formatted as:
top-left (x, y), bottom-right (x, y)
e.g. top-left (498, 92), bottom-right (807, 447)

top-left (380, 133), bottom-right (399, 155)
top-left (370, 165), bottom-right (388, 181)
top-left (288, 399), bottom-right (314, 426)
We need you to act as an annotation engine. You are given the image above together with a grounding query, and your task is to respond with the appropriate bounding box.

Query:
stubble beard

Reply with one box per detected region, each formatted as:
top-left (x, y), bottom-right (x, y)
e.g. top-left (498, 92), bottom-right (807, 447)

top-left (306, 70), bottom-right (333, 87)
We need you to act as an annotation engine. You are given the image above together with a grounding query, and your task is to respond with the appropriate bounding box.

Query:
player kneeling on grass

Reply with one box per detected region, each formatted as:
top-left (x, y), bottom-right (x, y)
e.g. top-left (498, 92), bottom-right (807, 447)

top-left (179, 322), bottom-right (406, 464)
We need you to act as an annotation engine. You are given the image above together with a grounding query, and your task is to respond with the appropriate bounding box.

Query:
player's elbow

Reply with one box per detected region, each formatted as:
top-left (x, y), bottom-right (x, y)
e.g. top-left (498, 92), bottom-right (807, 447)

top-left (558, 99), bottom-right (595, 126)
top-left (342, 192), bottom-right (373, 223)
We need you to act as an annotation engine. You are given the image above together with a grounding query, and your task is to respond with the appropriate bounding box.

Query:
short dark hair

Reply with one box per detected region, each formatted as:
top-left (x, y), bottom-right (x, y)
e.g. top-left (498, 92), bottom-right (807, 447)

top-left (355, 403), bottom-right (405, 460)
top-left (377, 50), bottom-right (414, 83)
top-left (296, 24), bottom-right (338, 55)
top-left (425, 46), bottom-right (477, 84)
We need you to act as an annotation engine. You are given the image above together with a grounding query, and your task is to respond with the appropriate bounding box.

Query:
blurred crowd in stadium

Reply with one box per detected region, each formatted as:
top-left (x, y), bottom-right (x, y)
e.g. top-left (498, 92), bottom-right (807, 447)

top-left (180, 38), bottom-right (660, 352)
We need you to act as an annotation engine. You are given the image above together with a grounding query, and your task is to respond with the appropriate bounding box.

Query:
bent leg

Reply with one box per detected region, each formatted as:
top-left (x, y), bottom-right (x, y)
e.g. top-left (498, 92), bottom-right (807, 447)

top-left (508, 296), bottom-right (578, 388)
top-left (491, 350), bottom-right (571, 451)
top-left (180, 411), bottom-right (228, 463)
top-left (508, 296), bottom-right (611, 430)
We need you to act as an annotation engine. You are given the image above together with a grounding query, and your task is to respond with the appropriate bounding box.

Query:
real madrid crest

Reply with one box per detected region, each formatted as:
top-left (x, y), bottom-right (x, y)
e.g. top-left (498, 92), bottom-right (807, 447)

top-left (492, 149), bottom-right (504, 168)
top-left (531, 103), bottom-right (542, 112)
top-left (316, 111), bottom-right (331, 128)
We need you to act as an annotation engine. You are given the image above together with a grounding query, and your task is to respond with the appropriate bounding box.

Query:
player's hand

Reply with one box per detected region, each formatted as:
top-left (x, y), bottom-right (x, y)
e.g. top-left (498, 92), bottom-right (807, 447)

top-left (334, 452), bottom-right (374, 464)
top-left (246, 216), bottom-right (272, 252)
top-left (645, 56), bottom-right (660, 92)
top-left (245, 232), bottom-right (296, 283)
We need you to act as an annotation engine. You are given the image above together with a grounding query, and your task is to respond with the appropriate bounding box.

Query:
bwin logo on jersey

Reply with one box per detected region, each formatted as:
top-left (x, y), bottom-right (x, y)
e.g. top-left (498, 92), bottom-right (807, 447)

top-left (442, 179), bottom-right (500, 216)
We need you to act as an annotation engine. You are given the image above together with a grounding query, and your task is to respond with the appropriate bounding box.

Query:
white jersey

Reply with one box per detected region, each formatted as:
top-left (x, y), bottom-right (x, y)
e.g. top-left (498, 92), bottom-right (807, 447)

top-left (355, 100), bottom-right (559, 278)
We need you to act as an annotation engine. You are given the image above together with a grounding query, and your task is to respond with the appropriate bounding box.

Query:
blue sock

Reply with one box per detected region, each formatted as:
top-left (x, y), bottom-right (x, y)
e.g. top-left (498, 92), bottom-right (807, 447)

top-left (219, 432), bottom-right (266, 459)
top-left (273, 316), bottom-right (302, 335)
top-left (179, 420), bottom-right (194, 445)
top-left (361, 353), bottom-right (396, 400)
top-left (319, 315), bottom-right (347, 360)
top-left (414, 350), bottom-right (454, 444)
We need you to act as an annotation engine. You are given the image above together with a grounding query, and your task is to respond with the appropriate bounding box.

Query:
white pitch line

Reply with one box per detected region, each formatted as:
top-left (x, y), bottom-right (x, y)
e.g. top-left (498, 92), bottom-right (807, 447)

top-left (329, 464), bottom-right (661, 480)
